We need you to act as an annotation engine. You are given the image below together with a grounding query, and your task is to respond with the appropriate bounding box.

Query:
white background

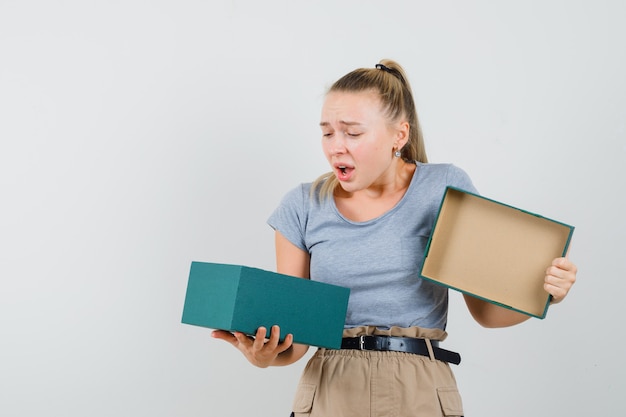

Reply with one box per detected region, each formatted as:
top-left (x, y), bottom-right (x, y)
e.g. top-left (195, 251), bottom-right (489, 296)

top-left (1, 1), bottom-right (624, 416)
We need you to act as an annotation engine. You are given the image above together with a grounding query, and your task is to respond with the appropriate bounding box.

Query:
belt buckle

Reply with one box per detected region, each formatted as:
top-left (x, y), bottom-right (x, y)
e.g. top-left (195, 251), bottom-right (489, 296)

top-left (359, 335), bottom-right (365, 350)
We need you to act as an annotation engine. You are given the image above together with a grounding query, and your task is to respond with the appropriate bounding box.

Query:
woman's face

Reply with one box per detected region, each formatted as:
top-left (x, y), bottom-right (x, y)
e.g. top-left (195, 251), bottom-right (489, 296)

top-left (320, 90), bottom-right (408, 194)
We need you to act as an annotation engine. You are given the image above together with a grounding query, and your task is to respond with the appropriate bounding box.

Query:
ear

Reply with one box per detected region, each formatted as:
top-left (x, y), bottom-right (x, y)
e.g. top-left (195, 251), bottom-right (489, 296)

top-left (394, 120), bottom-right (410, 149)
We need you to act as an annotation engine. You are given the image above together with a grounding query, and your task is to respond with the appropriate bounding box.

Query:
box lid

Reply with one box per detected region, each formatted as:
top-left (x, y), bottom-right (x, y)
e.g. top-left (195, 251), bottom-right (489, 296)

top-left (420, 187), bottom-right (574, 318)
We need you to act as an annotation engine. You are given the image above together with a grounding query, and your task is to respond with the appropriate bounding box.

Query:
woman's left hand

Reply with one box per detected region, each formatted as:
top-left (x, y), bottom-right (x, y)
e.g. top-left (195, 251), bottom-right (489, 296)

top-left (545, 257), bottom-right (577, 304)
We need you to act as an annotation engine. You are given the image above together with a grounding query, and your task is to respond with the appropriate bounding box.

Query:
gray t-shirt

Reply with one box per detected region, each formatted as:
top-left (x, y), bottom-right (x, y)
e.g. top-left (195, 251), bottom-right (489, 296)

top-left (267, 162), bottom-right (477, 331)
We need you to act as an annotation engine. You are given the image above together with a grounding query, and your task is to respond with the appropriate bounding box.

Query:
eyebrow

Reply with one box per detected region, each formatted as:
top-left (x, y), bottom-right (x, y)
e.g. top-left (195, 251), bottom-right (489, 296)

top-left (319, 121), bottom-right (363, 127)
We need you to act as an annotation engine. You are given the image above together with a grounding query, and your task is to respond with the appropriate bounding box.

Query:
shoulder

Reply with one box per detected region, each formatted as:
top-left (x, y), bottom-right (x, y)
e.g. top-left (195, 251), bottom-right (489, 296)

top-left (414, 161), bottom-right (469, 180)
top-left (415, 162), bottom-right (477, 193)
top-left (280, 182), bottom-right (313, 203)
top-left (274, 182), bottom-right (320, 215)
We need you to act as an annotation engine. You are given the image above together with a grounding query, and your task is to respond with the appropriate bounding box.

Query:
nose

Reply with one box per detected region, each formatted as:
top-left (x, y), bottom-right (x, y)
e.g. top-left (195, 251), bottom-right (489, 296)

top-left (326, 134), bottom-right (347, 156)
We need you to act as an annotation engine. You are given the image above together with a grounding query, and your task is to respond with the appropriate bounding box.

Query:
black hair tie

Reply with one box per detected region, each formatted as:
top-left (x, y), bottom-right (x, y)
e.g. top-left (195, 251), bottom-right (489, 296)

top-left (375, 63), bottom-right (393, 73)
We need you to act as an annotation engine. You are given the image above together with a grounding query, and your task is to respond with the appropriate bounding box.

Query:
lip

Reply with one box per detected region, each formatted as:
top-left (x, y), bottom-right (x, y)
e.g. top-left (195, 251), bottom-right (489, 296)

top-left (333, 162), bottom-right (355, 182)
top-left (333, 160), bottom-right (354, 169)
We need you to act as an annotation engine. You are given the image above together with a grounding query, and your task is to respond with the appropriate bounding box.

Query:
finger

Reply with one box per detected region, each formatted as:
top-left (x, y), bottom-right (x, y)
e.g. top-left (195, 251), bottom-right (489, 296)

top-left (546, 265), bottom-right (562, 280)
top-left (546, 265), bottom-right (576, 288)
top-left (552, 257), bottom-right (566, 268)
top-left (546, 264), bottom-right (570, 280)
top-left (551, 257), bottom-right (577, 274)
top-left (545, 281), bottom-right (567, 303)
top-left (265, 325), bottom-right (281, 350)
top-left (547, 274), bottom-right (574, 292)
top-left (211, 330), bottom-right (237, 344)
top-left (252, 327), bottom-right (268, 351)
top-left (276, 333), bottom-right (294, 354)
top-left (233, 331), bottom-right (256, 349)
top-left (544, 272), bottom-right (573, 304)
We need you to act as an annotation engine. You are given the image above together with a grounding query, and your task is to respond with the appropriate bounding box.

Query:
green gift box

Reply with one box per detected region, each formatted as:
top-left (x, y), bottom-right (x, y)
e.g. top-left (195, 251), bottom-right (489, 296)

top-left (181, 261), bottom-right (350, 349)
top-left (420, 187), bottom-right (575, 319)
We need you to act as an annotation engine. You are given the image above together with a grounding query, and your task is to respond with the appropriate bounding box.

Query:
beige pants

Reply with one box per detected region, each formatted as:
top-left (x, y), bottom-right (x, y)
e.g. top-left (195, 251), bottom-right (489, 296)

top-left (292, 326), bottom-right (464, 417)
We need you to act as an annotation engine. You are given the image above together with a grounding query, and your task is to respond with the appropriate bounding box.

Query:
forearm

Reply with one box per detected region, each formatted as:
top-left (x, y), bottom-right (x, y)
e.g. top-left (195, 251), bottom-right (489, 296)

top-left (463, 294), bottom-right (530, 328)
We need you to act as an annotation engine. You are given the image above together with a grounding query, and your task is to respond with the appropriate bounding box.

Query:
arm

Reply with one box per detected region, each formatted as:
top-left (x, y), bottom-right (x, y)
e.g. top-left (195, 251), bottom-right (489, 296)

top-left (465, 257), bottom-right (578, 328)
top-left (211, 231), bottom-right (311, 367)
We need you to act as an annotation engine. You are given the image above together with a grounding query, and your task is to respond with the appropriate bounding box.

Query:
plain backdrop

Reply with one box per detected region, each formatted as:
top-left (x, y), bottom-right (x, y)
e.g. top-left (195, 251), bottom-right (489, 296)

top-left (1, 1), bottom-right (625, 416)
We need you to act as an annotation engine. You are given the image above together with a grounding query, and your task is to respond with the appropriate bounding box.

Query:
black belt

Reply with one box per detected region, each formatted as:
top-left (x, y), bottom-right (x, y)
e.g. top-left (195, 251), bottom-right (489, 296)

top-left (341, 335), bottom-right (461, 365)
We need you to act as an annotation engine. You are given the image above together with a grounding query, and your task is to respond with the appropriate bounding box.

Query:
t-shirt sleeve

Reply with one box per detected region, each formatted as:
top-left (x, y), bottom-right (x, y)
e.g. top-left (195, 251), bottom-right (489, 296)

top-left (267, 184), bottom-right (309, 252)
top-left (446, 164), bottom-right (478, 194)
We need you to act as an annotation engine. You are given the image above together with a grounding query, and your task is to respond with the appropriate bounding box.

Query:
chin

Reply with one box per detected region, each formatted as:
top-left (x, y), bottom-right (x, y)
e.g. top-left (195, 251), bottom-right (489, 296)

top-left (338, 181), bottom-right (361, 194)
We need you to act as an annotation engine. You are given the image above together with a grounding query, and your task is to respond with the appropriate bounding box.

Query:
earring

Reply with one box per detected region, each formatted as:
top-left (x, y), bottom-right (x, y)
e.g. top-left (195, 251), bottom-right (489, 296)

top-left (394, 150), bottom-right (402, 158)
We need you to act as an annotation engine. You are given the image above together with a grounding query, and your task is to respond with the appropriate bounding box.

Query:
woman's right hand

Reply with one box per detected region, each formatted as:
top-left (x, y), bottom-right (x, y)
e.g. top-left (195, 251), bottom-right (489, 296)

top-left (211, 325), bottom-right (294, 368)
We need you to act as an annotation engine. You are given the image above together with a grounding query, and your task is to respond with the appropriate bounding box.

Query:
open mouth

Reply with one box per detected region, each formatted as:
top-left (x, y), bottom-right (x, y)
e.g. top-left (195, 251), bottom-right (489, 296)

top-left (335, 164), bottom-right (354, 181)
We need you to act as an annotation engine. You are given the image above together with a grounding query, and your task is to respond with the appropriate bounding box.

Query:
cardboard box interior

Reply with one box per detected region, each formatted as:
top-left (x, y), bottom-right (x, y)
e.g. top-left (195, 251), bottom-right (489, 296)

top-left (421, 187), bottom-right (574, 318)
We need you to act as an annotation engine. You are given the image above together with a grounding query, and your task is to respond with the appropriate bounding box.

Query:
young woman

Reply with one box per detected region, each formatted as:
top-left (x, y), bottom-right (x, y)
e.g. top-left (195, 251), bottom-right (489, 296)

top-left (212, 59), bottom-right (577, 416)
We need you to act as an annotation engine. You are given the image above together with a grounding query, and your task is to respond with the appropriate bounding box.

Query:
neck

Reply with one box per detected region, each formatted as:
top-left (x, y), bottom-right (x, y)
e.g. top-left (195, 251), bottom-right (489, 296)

top-left (337, 159), bottom-right (416, 200)
top-left (332, 159), bottom-right (416, 222)
top-left (368, 159), bottom-right (415, 197)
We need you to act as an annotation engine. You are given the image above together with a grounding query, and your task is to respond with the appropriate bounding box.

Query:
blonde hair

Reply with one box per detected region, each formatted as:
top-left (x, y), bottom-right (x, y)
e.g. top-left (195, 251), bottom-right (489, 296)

top-left (312, 59), bottom-right (428, 201)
